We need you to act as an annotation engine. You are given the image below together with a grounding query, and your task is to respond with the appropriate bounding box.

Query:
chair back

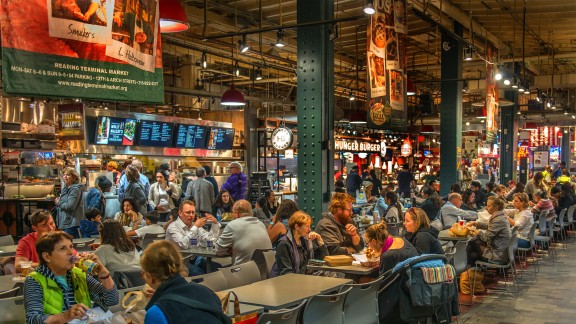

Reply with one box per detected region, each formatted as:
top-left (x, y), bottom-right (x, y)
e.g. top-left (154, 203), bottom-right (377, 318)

top-left (0, 235), bottom-right (14, 247)
top-left (505, 234), bottom-right (518, 265)
top-left (450, 240), bottom-right (469, 276)
top-left (0, 296), bottom-right (24, 323)
top-left (256, 299), bottom-right (307, 324)
top-left (558, 209), bottom-right (566, 228)
top-left (537, 211), bottom-right (548, 236)
top-left (567, 205), bottom-right (576, 224)
top-left (77, 227), bottom-right (84, 238)
top-left (251, 249), bottom-right (276, 280)
top-left (219, 261), bottom-right (261, 289)
top-left (342, 277), bottom-right (383, 324)
top-left (0, 287), bottom-right (20, 299)
top-left (73, 238), bottom-right (95, 252)
top-left (141, 233), bottom-right (165, 250)
top-left (193, 270), bottom-right (228, 292)
top-left (546, 218), bottom-right (556, 238)
top-left (302, 286), bottom-right (352, 324)
top-left (387, 223), bottom-right (402, 237)
top-left (113, 269), bottom-right (146, 290)
top-left (527, 222), bottom-right (538, 247)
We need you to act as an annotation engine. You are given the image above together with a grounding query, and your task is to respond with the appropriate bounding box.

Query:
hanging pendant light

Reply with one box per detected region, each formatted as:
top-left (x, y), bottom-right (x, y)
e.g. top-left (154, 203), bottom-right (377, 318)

top-left (275, 30), bottom-right (287, 48)
top-left (349, 110), bottom-right (367, 124)
top-left (159, 0), bottom-right (190, 33)
top-left (221, 84), bottom-right (245, 106)
top-left (363, 0), bottom-right (376, 15)
top-left (407, 77), bottom-right (416, 95)
top-left (238, 35), bottom-right (250, 53)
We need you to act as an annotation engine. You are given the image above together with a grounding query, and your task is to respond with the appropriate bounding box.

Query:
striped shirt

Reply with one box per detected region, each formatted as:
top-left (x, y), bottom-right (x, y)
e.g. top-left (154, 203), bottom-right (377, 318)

top-left (24, 264), bottom-right (119, 324)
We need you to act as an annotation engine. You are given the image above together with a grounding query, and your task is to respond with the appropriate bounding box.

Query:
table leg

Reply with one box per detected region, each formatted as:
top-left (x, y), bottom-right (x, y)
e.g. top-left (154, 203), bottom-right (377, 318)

top-left (206, 256), bottom-right (213, 273)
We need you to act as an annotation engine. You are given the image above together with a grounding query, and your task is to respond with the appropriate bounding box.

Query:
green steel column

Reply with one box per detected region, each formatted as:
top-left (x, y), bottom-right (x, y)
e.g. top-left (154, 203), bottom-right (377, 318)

top-left (562, 127), bottom-right (571, 168)
top-left (297, 0), bottom-right (334, 224)
top-left (439, 27), bottom-right (463, 196)
top-left (501, 91), bottom-right (518, 183)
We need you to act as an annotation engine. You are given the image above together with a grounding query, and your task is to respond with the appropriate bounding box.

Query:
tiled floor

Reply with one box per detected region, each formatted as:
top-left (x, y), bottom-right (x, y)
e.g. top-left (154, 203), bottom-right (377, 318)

top-left (458, 244), bottom-right (576, 324)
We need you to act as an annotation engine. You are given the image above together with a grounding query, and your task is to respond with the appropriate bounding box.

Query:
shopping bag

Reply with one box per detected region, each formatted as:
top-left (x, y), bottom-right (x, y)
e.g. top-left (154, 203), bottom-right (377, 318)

top-left (218, 291), bottom-right (258, 324)
top-left (459, 268), bottom-right (485, 295)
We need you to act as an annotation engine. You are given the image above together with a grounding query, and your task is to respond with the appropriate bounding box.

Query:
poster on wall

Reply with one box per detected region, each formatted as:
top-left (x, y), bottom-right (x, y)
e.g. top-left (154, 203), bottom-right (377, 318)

top-left (0, 0), bottom-right (164, 103)
top-left (533, 151), bottom-right (549, 169)
top-left (366, 0), bottom-right (407, 131)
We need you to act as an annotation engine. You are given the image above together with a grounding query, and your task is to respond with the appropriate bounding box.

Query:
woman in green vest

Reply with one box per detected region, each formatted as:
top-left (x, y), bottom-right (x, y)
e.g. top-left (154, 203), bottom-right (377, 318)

top-left (24, 231), bottom-right (119, 323)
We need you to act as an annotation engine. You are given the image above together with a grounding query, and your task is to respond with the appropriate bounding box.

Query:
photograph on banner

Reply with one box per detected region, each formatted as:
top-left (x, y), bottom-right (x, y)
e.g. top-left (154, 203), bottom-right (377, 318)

top-left (533, 151), bottom-right (549, 169)
top-left (105, 0), bottom-right (159, 72)
top-left (369, 13), bottom-right (386, 57)
top-left (47, 0), bottom-right (114, 44)
top-left (393, 0), bottom-right (407, 34)
top-left (389, 70), bottom-right (404, 110)
top-left (367, 51), bottom-right (386, 97)
top-left (385, 27), bottom-right (399, 70)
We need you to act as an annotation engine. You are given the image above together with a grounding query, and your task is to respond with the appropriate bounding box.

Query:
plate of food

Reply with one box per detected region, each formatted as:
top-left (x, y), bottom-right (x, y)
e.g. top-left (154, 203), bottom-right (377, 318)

top-left (123, 120), bottom-right (136, 141)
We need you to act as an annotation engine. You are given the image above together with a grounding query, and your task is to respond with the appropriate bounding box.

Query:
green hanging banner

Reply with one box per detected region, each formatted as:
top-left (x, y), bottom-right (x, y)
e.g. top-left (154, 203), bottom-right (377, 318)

top-left (0, 0), bottom-right (164, 103)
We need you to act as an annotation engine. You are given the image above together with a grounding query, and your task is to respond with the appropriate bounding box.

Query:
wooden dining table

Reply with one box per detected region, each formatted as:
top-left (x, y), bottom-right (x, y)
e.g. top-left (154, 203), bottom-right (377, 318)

top-left (217, 273), bottom-right (352, 310)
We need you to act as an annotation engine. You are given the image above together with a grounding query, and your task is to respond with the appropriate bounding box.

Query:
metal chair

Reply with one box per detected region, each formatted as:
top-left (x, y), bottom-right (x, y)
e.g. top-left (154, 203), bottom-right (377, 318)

top-left (141, 233), bottom-right (166, 250)
top-left (0, 296), bottom-right (24, 323)
top-left (73, 238), bottom-right (95, 252)
top-left (386, 222), bottom-right (402, 237)
top-left (251, 249), bottom-right (277, 280)
top-left (113, 269), bottom-right (146, 290)
top-left (534, 211), bottom-right (556, 263)
top-left (445, 240), bottom-right (469, 277)
top-left (302, 286), bottom-right (352, 324)
top-left (552, 209), bottom-right (568, 249)
top-left (256, 299), bottom-right (307, 324)
top-left (219, 261), bottom-right (261, 289)
top-left (0, 235), bottom-right (14, 247)
top-left (342, 276), bottom-right (384, 324)
top-left (516, 222), bottom-right (540, 277)
top-left (473, 234), bottom-right (519, 298)
top-left (0, 287), bottom-right (20, 299)
top-left (191, 270), bottom-right (228, 292)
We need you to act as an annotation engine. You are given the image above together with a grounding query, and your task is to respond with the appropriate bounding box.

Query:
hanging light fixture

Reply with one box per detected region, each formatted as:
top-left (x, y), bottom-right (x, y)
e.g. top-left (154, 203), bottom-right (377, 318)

top-left (494, 65), bottom-right (502, 81)
top-left (159, 0), bottom-right (190, 33)
top-left (234, 61), bottom-right (240, 77)
top-left (349, 90), bottom-right (356, 101)
top-left (221, 84), bottom-right (245, 106)
top-left (463, 45), bottom-right (473, 61)
top-left (523, 122), bottom-right (537, 131)
top-left (238, 35), bottom-right (250, 53)
top-left (363, 0), bottom-right (376, 15)
top-left (201, 51), bottom-right (207, 68)
top-left (407, 77), bottom-right (416, 95)
top-left (275, 30), bottom-right (286, 48)
top-left (462, 80), bottom-right (469, 93)
top-left (475, 104), bottom-right (487, 119)
top-left (503, 78), bottom-right (511, 86)
top-left (349, 110), bottom-right (367, 124)
top-left (511, 77), bottom-right (519, 89)
top-left (420, 125), bottom-right (435, 134)
top-left (254, 68), bottom-right (263, 81)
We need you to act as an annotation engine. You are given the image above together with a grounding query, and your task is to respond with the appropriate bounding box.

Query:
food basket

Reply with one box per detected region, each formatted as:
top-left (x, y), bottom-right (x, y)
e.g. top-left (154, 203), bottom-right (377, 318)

top-left (360, 259), bottom-right (380, 267)
top-left (449, 223), bottom-right (469, 237)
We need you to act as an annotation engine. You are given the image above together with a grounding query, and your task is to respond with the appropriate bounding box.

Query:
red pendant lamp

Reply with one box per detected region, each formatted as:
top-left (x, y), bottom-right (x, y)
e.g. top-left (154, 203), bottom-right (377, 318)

top-left (523, 122), bottom-right (537, 131)
top-left (221, 84), bottom-right (246, 106)
top-left (159, 0), bottom-right (190, 33)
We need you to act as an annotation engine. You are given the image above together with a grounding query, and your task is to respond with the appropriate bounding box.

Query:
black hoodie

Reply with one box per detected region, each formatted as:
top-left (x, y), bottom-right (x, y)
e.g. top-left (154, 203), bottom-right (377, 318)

top-left (405, 226), bottom-right (444, 255)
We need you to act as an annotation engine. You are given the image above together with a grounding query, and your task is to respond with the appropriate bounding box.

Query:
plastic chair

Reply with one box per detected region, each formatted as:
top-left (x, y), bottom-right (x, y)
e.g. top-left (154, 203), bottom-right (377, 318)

top-left (0, 296), bottom-right (25, 323)
top-left (302, 286), bottom-right (352, 324)
top-left (552, 209), bottom-right (568, 249)
top-left (386, 222), bottom-right (402, 237)
top-left (73, 238), bottom-right (95, 252)
top-left (219, 261), bottom-right (261, 289)
top-left (0, 287), bottom-right (20, 299)
top-left (113, 269), bottom-right (146, 290)
top-left (192, 270), bottom-right (228, 292)
top-left (141, 233), bottom-right (165, 250)
top-left (445, 240), bottom-right (469, 276)
top-left (251, 249), bottom-right (276, 280)
top-left (516, 222), bottom-right (540, 277)
top-left (473, 234), bottom-right (519, 298)
top-left (534, 211), bottom-right (556, 263)
top-left (256, 299), bottom-right (307, 324)
top-left (0, 235), bottom-right (14, 247)
top-left (342, 276), bottom-right (384, 324)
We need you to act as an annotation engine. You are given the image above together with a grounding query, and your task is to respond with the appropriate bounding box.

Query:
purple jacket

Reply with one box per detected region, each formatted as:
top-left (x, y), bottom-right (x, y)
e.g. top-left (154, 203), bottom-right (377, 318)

top-left (221, 172), bottom-right (247, 201)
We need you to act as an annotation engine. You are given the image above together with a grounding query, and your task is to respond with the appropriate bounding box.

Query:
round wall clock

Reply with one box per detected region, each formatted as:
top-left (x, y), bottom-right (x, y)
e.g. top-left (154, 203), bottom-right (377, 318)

top-left (271, 126), bottom-right (293, 150)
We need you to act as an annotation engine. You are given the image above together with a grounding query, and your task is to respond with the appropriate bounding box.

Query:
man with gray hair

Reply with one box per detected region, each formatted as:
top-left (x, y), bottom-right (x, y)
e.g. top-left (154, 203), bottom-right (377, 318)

top-left (438, 193), bottom-right (478, 229)
top-left (189, 167), bottom-right (215, 216)
top-left (221, 161), bottom-right (247, 201)
top-left (117, 159), bottom-right (151, 203)
top-left (216, 200), bottom-right (272, 265)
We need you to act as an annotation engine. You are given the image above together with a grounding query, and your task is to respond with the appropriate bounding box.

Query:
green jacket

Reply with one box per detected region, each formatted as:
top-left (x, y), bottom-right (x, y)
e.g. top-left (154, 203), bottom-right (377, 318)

top-left (28, 267), bottom-right (91, 315)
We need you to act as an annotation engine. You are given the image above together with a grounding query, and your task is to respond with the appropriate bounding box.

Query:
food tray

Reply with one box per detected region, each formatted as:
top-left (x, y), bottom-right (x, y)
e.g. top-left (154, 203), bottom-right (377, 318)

top-left (2, 139), bottom-right (22, 148)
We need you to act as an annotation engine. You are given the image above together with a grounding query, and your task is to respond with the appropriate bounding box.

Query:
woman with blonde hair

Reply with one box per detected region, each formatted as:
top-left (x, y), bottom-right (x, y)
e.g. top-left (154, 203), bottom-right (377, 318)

top-left (275, 211), bottom-right (327, 275)
top-left (403, 207), bottom-right (443, 255)
top-left (504, 193), bottom-right (534, 248)
top-left (141, 240), bottom-right (227, 324)
top-left (365, 222), bottom-right (418, 275)
top-left (54, 167), bottom-right (84, 238)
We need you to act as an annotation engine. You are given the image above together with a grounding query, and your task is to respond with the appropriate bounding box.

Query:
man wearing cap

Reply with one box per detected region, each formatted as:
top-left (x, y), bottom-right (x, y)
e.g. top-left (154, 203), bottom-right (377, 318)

top-left (221, 162), bottom-right (247, 201)
top-left (86, 175), bottom-right (112, 216)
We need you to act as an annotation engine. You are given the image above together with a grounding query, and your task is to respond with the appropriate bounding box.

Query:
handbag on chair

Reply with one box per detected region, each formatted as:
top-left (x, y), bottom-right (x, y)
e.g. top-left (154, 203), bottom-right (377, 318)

top-left (459, 268), bottom-right (485, 295)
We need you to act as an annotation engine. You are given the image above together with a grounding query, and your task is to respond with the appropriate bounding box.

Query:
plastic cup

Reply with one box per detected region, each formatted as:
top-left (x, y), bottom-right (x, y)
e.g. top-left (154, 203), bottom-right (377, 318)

top-left (459, 220), bottom-right (465, 226)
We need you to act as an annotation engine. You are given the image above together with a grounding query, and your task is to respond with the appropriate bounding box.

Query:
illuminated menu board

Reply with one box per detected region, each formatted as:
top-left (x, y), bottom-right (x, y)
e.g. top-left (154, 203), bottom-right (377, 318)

top-left (206, 127), bottom-right (235, 150)
top-left (138, 120), bottom-right (174, 147)
top-left (95, 116), bottom-right (136, 146)
top-left (174, 124), bottom-right (208, 149)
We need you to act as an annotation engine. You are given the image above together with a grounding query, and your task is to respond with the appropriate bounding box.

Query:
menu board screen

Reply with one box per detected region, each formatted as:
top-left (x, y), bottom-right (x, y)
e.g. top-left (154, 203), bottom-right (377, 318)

top-left (138, 120), bottom-right (174, 147)
top-left (207, 127), bottom-right (235, 150)
top-left (174, 124), bottom-right (208, 149)
top-left (95, 116), bottom-right (137, 146)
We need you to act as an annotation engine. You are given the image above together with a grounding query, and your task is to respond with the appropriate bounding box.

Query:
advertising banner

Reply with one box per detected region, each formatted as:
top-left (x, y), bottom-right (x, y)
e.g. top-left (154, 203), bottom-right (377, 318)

top-left (0, 0), bottom-right (164, 103)
top-left (367, 0), bottom-right (407, 130)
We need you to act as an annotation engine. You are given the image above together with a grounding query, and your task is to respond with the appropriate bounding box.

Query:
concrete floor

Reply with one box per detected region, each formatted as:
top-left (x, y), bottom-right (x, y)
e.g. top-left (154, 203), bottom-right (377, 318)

top-left (458, 243), bottom-right (576, 324)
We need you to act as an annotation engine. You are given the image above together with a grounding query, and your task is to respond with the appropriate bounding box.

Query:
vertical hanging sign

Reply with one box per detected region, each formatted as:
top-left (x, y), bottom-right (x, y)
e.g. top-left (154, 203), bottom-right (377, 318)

top-left (366, 0), bottom-right (407, 130)
top-left (485, 43), bottom-right (499, 137)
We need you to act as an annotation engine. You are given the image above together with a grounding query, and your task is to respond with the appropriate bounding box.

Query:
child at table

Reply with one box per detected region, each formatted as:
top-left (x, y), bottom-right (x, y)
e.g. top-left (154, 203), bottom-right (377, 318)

top-left (79, 207), bottom-right (102, 238)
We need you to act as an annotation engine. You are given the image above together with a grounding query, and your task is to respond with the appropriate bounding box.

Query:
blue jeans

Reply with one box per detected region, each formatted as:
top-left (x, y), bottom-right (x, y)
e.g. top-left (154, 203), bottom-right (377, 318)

top-left (62, 226), bottom-right (79, 238)
top-left (517, 238), bottom-right (531, 249)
